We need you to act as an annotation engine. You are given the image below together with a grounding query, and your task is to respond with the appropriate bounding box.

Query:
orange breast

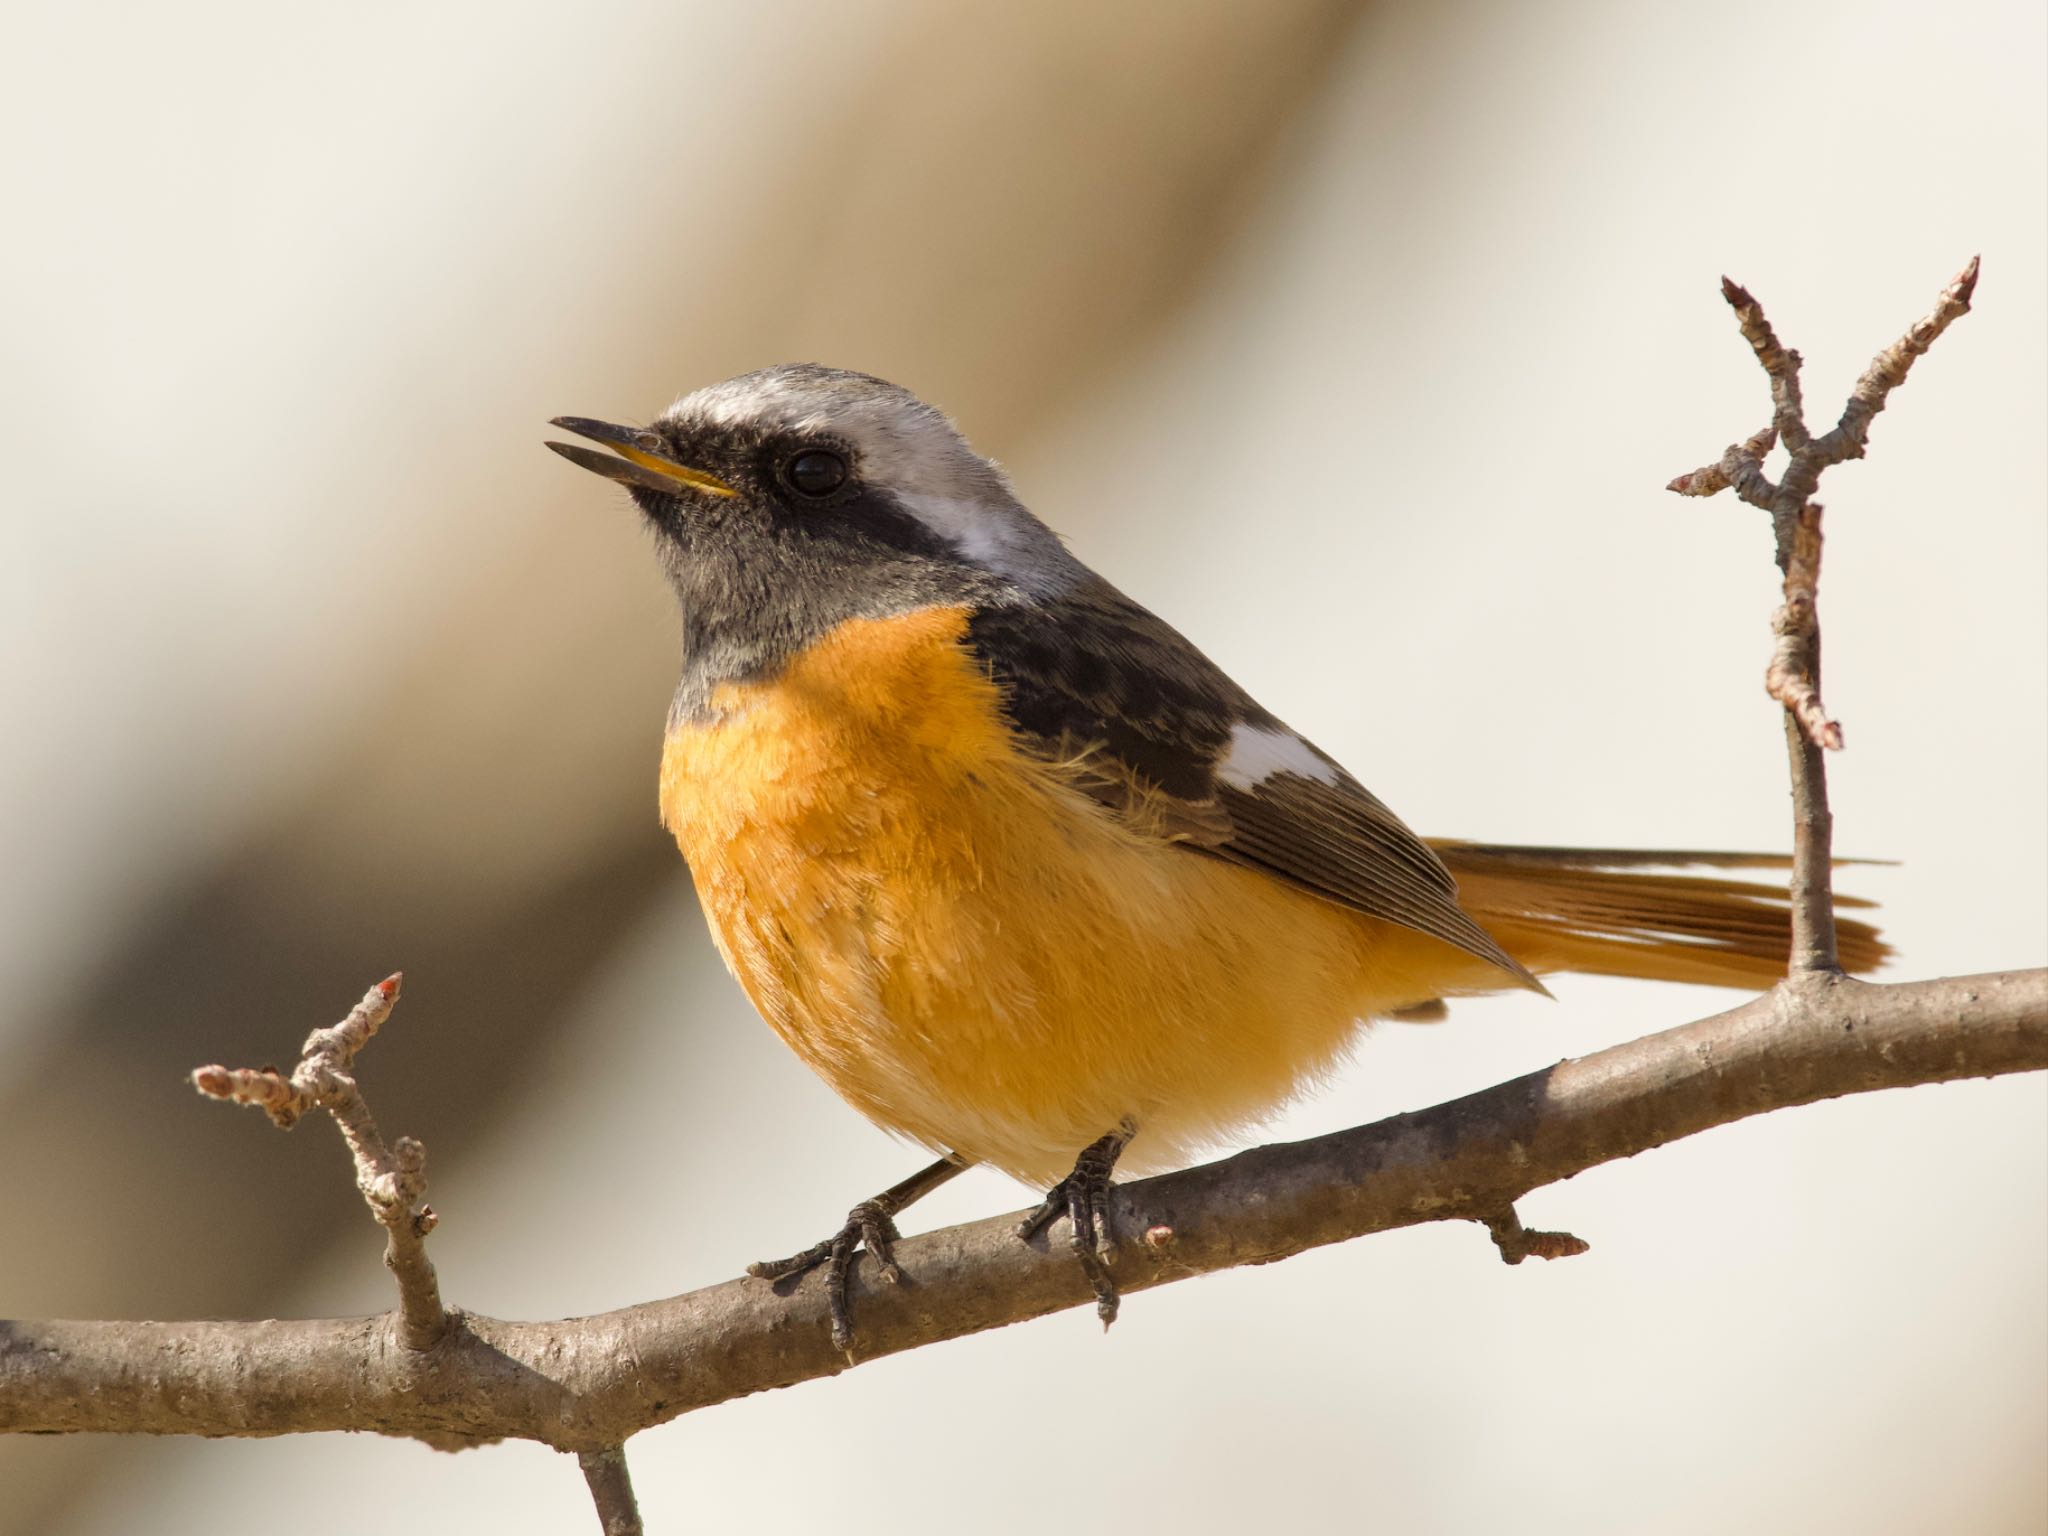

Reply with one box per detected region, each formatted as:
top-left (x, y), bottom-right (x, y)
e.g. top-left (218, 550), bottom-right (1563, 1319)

top-left (658, 604), bottom-right (1460, 1184)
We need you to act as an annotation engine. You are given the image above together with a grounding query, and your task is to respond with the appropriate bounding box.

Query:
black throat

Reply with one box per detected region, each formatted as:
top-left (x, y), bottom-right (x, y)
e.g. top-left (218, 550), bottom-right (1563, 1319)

top-left (648, 489), bottom-right (1014, 727)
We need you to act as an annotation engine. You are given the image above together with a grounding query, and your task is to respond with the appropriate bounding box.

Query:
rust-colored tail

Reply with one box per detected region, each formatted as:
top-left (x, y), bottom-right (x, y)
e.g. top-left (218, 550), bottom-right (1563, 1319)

top-left (1429, 841), bottom-right (1890, 991)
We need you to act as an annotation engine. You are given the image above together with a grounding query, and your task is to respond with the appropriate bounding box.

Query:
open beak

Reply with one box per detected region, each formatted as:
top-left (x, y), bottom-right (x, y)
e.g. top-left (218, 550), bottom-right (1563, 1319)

top-left (545, 417), bottom-right (738, 499)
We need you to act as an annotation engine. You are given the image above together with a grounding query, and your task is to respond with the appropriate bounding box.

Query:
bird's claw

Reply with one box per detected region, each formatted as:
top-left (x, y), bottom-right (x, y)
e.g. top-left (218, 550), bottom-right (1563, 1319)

top-left (749, 1197), bottom-right (905, 1356)
top-left (1016, 1119), bottom-right (1136, 1329)
top-left (748, 1155), bottom-right (967, 1358)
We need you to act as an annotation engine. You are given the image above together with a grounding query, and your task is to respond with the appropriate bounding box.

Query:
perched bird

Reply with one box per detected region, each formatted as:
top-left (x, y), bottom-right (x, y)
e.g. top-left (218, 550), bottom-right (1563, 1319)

top-left (547, 365), bottom-right (1883, 1348)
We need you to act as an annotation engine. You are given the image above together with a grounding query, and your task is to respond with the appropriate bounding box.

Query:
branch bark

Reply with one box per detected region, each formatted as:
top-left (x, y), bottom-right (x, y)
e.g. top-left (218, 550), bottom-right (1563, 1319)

top-left (5, 966), bottom-right (2042, 1449)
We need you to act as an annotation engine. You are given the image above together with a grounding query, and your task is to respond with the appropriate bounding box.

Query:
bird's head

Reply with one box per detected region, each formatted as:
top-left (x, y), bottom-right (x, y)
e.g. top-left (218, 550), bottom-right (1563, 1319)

top-left (549, 364), bottom-right (1080, 606)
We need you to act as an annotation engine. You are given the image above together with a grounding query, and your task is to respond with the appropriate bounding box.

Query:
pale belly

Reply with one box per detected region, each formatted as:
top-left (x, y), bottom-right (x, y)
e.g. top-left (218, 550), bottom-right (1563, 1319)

top-left (658, 607), bottom-right (1446, 1184)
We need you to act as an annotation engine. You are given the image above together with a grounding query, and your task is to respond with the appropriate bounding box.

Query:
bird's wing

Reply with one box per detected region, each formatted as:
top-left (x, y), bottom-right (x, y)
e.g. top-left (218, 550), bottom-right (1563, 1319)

top-left (964, 580), bottom-right (1536, 987)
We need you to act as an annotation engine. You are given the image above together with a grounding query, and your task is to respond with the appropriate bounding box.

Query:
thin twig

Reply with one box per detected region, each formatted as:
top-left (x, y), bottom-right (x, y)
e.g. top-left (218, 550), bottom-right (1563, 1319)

top-left (1666, 425), bottom-right (1776, 499)
top-left (9, 967), bottom-right (2041, 1448)
top-left (1668, 259), bottom-right (1980, 973)
top-left (1673, 258), bottom-right (1978, 558)
top-left (1769, 500), bottom-right (1841, 972)
top-left (1721, 276), bottom-right (1812, 457)
top-left (1765, 503), bottom-right (1839, 751)
top-left (192, 975), bottom-right (448, 1350)
top-left (1480, 1206), bottom-right (1590, 1265)
top-left (1812, 256), bottom-right (1981, 472)
top-left (578, 1446), bottom-right (645, 1536)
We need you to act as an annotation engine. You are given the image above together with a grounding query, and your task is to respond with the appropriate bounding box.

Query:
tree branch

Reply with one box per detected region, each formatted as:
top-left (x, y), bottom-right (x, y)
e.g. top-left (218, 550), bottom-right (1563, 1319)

top-left (5, 966), bottom-right (2042, 1449)
top-left (0, 259), bottom-right (2029, 1536)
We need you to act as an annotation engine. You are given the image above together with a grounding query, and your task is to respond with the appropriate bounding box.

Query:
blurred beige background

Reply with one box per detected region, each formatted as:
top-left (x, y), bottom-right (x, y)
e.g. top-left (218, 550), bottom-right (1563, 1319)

top-left (2, 2), bottom-right (2042, 1532)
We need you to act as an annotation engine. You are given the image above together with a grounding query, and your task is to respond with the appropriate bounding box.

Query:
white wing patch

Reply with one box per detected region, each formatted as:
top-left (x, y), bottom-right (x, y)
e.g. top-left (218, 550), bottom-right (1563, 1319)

top-left (1217, 723), bottom-right (1340, 790)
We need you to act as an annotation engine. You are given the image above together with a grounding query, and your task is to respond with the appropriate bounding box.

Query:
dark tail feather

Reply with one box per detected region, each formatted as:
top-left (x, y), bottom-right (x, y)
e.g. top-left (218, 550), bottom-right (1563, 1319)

top-left (1427, 841), bottom-right (1891, 991)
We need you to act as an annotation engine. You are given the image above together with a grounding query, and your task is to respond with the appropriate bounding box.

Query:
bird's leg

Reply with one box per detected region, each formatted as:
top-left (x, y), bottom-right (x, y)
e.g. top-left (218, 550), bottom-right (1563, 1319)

top-left (748, 1152), bottom-right (971, 1357)
top-left (1016, 1117), bottom-right (1138, 1329)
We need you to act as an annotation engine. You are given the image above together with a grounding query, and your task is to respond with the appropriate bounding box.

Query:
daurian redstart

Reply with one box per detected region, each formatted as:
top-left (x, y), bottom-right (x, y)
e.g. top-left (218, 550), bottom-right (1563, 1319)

top-left (547, 365), bottom-right (1883, 1347)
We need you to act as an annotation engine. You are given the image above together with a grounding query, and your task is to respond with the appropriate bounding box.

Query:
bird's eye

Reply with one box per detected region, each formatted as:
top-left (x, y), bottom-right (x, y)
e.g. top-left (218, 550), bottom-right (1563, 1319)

top-left (785, 450), bottom-right (848, 497)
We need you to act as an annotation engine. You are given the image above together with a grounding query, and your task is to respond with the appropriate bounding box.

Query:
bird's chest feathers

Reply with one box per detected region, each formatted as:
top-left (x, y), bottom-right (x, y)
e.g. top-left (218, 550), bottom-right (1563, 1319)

top-left (659, 604), bottom-right (1018, 869)
top-left (653, 601), bottom-right (1379, 1182)
top-left (657, 605), bottom-right (1093, 1076)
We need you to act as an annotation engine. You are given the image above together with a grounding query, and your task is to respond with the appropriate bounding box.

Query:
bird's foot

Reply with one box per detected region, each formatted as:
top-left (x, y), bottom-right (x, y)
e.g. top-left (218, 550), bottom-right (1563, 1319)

top-left (1016, 1117), bottom-right (1137, 1330)
top-left (747, 1154), bottom-right (967, 1359)
top-left (748, 1198), bottom-right (902, 1357)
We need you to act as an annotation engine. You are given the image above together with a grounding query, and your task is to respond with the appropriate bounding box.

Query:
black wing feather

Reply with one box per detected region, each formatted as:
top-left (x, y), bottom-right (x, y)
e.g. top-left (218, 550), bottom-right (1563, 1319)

top-left (966, 579), bottom-right (1536, 987)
